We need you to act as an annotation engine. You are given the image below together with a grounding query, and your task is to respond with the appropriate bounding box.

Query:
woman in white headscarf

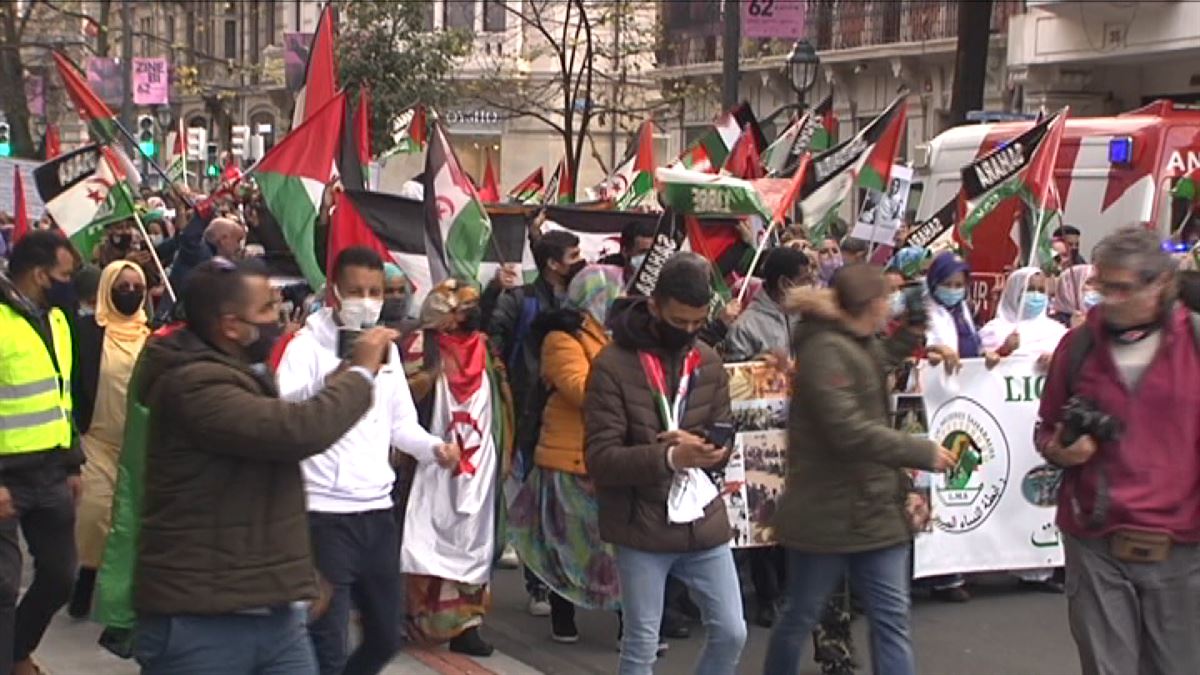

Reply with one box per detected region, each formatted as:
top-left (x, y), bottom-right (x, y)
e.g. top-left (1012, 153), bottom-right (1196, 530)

top-left (979, 267), bottom-right (1067, 371)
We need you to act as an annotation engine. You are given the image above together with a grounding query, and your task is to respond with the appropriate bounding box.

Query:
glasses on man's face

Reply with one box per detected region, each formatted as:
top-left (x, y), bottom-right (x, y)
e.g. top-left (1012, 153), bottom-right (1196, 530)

top-left (1095, 278), bottom-right (1152, 296)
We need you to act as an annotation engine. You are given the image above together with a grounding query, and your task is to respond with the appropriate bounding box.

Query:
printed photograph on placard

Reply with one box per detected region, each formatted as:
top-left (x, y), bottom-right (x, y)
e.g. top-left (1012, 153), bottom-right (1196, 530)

top-left (742, 430), bottom-right (787, 545)
top-left (724, 362), bottom-right (790, 547)
top-left (714, 445), bottom-right (751, 548)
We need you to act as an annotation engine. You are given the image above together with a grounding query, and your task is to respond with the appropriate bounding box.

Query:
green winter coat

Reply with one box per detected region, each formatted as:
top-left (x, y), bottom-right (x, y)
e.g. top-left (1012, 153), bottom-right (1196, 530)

top-left (773, 288), bottom-right (938, 554)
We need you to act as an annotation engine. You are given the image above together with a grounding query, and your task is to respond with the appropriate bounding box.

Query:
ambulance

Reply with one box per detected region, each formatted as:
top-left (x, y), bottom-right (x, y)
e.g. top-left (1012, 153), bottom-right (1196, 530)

top-left (913, 100), bottom-right (1200, 317)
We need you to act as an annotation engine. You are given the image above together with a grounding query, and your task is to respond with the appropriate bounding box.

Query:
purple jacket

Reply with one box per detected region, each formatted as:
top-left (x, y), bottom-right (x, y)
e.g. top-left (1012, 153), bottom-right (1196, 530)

top-left (1035, 304), bottom-right (1200, 542)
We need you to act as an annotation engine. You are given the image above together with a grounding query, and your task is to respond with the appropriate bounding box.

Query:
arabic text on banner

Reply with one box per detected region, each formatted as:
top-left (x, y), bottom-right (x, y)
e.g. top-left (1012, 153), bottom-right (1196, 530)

top-left (722, 362), bottom-right (790, 549)
top-left (914, 357), bottom-right (1063, 577)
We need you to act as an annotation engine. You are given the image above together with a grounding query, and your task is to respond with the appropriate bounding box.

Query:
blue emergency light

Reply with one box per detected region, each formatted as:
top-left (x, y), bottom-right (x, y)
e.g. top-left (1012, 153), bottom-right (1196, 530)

top-left (1108, 137), bottom-right (1133, 166)
top-left (1162, 240), bottom-right (1189, 253)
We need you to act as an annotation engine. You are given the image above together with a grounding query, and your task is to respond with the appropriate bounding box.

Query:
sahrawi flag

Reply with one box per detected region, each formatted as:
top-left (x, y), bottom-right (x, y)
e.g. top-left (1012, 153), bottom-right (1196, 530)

top-left (506, 167), bottom-right (544, 204)
top-left (423, 121), bottom-right (493, 282)
top-left (251, 91), bottom-right (347, 289)
top-left (799, 94), bottom-right (907, 242)
top-left (762, 93), bottom-right (835, 176)
top-left (53, 51), bottom-right (119, 144)
top-left (958, 108), bottom-right (1069, 264)
top-left (34, 144), bottom-right (138, 258)
top-left (604, 119), bottom-right (657, 210)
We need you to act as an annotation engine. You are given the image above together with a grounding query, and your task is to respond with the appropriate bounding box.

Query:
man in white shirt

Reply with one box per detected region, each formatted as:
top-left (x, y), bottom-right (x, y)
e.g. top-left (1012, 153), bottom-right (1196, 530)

top-left (277, 246), bottom-right (459, 675)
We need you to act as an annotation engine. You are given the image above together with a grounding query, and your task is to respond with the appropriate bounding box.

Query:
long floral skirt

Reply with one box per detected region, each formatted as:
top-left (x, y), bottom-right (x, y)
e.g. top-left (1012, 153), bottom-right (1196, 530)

top-left (508, 466), bottom-right (620, 610)
top-left (406, 575), bottom-right (489, 644)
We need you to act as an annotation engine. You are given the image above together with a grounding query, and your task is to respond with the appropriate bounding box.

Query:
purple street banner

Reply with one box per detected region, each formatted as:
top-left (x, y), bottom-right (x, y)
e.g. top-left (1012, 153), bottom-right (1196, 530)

top-left (133, 57), bottom-right (170, 106)
top-left (86, 57), bottom-right (124, 106)
top-left (24, 75), bottom-right (44, 117)
top-left (284, 32), bottom-right (314, 92)
top-left (741, 0), bottom-right (807, 40)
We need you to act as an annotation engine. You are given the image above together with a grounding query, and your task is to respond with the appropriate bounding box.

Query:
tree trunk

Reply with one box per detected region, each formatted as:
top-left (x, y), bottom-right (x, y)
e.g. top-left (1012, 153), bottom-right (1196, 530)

top-left (97, 0), bottom-right (113, 57)
top-left (948, 0), bottom-right (992, 128)
top-left (0, 4), bottom-right (34, 158)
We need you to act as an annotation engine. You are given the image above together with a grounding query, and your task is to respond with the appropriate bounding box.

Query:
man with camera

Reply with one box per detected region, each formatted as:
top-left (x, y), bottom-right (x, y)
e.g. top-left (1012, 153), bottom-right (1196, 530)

top-left (276, 247), bottom-right (460, 675)
top-left (1036, 228), bottom-right (1200, 675)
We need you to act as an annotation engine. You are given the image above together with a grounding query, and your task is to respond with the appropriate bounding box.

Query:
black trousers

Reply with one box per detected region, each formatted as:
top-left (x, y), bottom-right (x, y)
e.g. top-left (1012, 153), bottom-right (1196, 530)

top-left (0, 466), bottom-right (76, 673)
top-left (748, 546), bottom-right (787, 605)
top-left (307, 510), bottom-right (402, 675)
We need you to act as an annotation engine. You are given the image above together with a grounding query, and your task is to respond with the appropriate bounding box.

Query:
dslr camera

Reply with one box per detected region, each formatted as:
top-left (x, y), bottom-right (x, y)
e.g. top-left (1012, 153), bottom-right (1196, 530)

top-left (1059, 396), bottom-right (1121, 446)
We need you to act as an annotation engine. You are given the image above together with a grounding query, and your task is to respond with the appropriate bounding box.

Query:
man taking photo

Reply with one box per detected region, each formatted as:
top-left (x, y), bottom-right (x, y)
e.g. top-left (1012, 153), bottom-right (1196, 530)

top-left (276, 246), bottom-right (460, 675)
top-left (132, 258), bottom-right (393, 674)
top-left (1036, 228), bottom-right (1200, 675)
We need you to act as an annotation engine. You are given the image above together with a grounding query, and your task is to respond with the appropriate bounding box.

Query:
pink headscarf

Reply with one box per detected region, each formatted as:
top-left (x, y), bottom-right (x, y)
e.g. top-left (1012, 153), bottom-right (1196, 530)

top-left (1053, 264), bottom-right (1093, 316)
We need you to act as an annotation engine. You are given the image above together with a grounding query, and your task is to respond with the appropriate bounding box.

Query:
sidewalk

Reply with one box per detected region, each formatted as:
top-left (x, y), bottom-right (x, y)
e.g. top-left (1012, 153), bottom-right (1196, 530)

top-left (38, 611), bottom-right (544, 675)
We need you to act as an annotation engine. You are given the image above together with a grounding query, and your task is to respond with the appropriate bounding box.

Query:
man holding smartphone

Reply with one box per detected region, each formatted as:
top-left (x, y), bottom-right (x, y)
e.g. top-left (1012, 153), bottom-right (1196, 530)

top-left (275, 247), bottom-right (460, 675)
top-left (585, 252), bottom-right (746, 675)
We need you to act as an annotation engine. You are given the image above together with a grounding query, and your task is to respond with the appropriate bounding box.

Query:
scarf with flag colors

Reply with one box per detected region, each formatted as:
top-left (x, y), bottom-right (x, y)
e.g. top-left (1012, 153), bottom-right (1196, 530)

top-left (290, 3), bottom-right (337, 128)
top-left (251, 91), bottom-right (347, 289)
top-left (423, 122), bottom-right (494, 283)
top-left (957, 109), bottom-right (1069, 265)
top-left (506, 167), bottom-right (544, 204)
top-left (799, 94), bottom-right (907, 242)
top-left (53, 51), bottom-right (119, 144)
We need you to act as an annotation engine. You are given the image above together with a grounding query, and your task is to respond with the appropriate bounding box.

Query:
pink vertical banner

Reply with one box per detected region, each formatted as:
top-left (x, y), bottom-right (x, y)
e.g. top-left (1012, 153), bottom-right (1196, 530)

top-left (741, 0), bottom-right (807, 39)
top-left (133, 57), bottom-right (170, 105)
top-left (24, 75), bottom-right (45, 117)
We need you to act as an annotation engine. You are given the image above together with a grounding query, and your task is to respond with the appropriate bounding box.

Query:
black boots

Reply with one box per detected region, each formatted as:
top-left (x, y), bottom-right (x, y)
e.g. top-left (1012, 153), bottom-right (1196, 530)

top-left (68, 567), bottom-right (96, 620)
top-left (449, 626), bottom-right (494, 657)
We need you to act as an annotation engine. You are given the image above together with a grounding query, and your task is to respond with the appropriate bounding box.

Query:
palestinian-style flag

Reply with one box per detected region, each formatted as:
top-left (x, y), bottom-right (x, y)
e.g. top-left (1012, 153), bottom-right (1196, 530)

top-left (423, 121), bottom-right (493, 282)
top-left (596, 119), bottom-right (655, 210)
top-left (337, 90), bottom-right (373, 191)
top-left (958, 109), bottom-right (1069, 265)
top-left (11, 168), bottom-right (29, 245)
top-left (291, 3), bottom-right (337, 128)
top-left (544, 203), bottom-right (659, 262)
top-left (34, 144), bottom-right (138, 258)
top-left (326, 189), bottom-right (391, 284)
top-left (670, 102), bottom-right (761, 173)
top-left (165, 118), bottom-right (187, 185)
top-left (656, 166), bottom-right (773, 221)
top-left (506, 167), bottom-right (544, 204)
top-left (343, 188), bottom-right (532, 312)
top-left (252, 91), bottom-right (347, 289)
top-left (543, 159), bottom-right (573, 205)
top-left (799, 94), bottom-right (907, 241)
top-left (52, 51), bottom-right (119, 144)
top-left (763, 93), bottom-right (836, 176)
top-left (1171, 165), bottom-right (1200, 205)
top-left (479, 153), bottom-right (501, 203)
top-left (684, 215), bottom-right (745, 299)
top-left (382, 105), bottom-right (428, 158)
top-left (722, 126), bottom-right (764, 180)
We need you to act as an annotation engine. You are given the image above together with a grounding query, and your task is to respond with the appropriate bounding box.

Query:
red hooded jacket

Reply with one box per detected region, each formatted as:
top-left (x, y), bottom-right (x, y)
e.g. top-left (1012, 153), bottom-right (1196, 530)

top-left (1035, 304), bottom-right (1200, 542)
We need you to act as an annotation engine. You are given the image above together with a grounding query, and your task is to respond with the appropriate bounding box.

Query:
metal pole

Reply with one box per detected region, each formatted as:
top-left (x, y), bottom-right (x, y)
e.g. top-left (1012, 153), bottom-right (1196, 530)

top-left (120, 0), bottom-right (135, 138)
top-left (722, 0), bottom-right (741, 109)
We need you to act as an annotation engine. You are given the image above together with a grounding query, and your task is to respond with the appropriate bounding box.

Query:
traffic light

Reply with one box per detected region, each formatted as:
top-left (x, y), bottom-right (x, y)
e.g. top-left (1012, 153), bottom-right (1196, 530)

top-left (136, 114), bottom-right (156, 158)
top-left (205, 142), bottom-right (219, 177)
top-left (0, 123), bottom-right (10, 157)
top-left (186, 127), bottom-right (207, 159)
top-left (230, 125), bottom-right (250, 162)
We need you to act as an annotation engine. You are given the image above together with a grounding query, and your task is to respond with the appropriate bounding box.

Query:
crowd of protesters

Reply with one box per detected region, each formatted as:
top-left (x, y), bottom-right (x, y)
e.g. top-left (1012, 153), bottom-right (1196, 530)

top-left (2, 175), bottom-right (1199, 675)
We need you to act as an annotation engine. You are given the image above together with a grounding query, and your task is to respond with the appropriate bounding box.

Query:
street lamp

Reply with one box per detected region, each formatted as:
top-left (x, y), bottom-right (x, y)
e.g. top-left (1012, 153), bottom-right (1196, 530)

top-left (154, 105), bottom-right (173, 130)
top-left (786, 39), bottom-right (821, 103)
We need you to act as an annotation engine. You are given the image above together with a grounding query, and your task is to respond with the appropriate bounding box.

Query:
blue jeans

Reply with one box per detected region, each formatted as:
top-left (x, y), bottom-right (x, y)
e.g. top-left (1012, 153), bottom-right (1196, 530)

top-left (135, 605), bottom-right (317, 675)
top-left (764, 544), bottom-right (915, 675)
top-left (615, 543), bottom-right (747, 675)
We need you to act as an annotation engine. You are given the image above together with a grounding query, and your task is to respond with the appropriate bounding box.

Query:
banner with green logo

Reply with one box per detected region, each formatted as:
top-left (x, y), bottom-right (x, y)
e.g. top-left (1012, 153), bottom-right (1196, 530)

top-left (915, 357), bottom-right (1064, 577)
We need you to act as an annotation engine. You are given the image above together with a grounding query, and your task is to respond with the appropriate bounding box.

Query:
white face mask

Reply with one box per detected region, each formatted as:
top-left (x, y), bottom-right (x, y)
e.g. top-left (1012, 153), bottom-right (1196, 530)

top-left (336, 290), bottom-right (383, 330)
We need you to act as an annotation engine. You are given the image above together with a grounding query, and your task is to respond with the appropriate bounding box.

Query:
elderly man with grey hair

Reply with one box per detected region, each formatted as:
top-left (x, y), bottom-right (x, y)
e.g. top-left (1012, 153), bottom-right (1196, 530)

top-left (1035, 227), bottom-right (1200, 675)
top-left (203, 217), bottom-right (247, 260)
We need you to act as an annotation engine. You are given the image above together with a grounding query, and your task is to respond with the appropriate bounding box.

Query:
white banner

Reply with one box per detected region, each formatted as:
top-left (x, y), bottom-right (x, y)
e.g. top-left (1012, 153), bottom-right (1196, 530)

top-left (914, 357), bottom-right (1064, 577)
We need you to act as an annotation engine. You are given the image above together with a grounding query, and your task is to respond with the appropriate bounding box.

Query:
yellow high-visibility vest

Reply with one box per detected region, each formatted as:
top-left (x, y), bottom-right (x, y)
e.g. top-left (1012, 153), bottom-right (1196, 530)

top-left (0, 303), bottom-right (74, 454)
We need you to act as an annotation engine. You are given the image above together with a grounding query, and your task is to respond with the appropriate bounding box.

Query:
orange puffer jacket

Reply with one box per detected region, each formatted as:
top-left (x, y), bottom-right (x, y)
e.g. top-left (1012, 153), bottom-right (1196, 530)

top-left (534, 312), bottom-right (609, 475)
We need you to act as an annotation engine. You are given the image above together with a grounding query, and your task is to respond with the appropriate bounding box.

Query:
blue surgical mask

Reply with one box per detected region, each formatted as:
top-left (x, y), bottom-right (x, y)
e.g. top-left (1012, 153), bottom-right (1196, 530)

top-left (934, 286), bottom-right (966, 307)
top-left (1022, 291), bottom-right (1048, 318)
top-left (1082, 290), bottom-right (1103, 310)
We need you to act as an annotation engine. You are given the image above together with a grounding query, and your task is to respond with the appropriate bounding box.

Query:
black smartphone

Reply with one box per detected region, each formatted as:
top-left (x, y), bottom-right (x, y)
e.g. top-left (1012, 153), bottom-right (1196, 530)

top-left (336, 328), bottom-right (361, 360)
top-left (707, 422), bottom-right (736, 449)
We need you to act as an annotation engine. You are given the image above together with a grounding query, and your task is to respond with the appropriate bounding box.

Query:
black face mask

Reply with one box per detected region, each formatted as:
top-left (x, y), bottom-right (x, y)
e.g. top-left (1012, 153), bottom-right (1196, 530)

top-left (565, 259), bottom-right (587, 286)
top-left (656, 316), bottom-right (699, 351)
top-left (46, 277), bottom-right (77, 311)
top-left (109, 233), bottom-right (133, 250)
top-left (241, 319), bottom-right (282, 364)
top-left (460, 307), bottom-right (483, 333)
top-left (111, 288), bottom-right (145, 316)
top-left (380, 297), bottom-right (410, 325)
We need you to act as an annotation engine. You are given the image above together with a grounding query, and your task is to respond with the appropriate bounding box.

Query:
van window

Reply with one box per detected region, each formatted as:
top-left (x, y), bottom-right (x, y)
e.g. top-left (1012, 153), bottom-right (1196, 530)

top-left (1166, 176), bottom-right (1200, 244)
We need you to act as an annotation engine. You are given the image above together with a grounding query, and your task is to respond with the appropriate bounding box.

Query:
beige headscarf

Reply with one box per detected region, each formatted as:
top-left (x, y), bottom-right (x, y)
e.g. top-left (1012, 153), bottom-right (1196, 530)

top-left (96, 261), bottom-right (151, 349)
